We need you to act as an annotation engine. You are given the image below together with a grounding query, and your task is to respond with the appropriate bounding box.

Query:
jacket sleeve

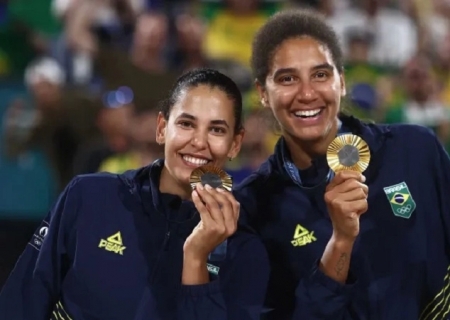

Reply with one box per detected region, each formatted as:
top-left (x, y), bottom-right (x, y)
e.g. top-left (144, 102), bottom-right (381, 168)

top-left (292, 261), bottom-right (359, 319)
top-left (432, 135), bottom-right (450, 240)
top-left (293, 131), bottom-right (450, 319)
top-left (176, 232), bottom-right (270, 320)
top-left (235, 176), bottom-right (359, 320)
top-left (0, 178), bottom-right (80, 320)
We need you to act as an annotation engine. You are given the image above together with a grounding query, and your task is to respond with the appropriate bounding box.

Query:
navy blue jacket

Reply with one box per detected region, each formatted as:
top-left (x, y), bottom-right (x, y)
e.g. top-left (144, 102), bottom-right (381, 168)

top-left (0, 160), bottom-right (269, 320)
top-left (234, 115), bottom-right (450, 319)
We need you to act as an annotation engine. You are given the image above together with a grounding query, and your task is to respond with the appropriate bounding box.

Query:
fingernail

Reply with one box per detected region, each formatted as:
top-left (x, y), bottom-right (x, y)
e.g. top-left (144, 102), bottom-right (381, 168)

top-left (361, 175), bottom-right (366, 182)
top-left (205, 184), bottom-right (212, 190)
top-left (196, 183), bottom-right (204, 190)
top-left (217, 187), bottom-right (225, 192)
top-left (192, 190), bottom-right (198, 197)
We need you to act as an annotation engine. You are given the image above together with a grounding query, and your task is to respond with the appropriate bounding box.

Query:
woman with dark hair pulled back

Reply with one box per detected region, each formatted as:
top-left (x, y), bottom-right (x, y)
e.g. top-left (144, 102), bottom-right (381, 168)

top-left (0, 68), bottom-right (269, 319)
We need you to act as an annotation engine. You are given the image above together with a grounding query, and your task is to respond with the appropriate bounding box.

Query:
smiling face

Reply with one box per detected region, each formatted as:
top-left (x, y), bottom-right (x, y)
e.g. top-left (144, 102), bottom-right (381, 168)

top-left (156, 85), bottom-right (243, 190)
top-left (257, 36), bottom-right (346, 144)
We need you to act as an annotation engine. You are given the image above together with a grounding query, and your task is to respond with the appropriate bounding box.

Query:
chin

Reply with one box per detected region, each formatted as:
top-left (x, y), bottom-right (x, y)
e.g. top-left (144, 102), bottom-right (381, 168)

top-left (167, 163), bottom-right (190, 185)
top-left (177, 169), bottom-right (193, 186)
top-left (290, 127), bottom-right (329, 142)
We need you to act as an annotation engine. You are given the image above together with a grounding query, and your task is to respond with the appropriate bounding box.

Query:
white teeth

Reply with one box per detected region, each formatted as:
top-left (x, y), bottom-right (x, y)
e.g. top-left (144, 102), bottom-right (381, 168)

top-left (183, 156), bottom-right (208, 166)
top-left (294, 109), bottom-right (321, 117)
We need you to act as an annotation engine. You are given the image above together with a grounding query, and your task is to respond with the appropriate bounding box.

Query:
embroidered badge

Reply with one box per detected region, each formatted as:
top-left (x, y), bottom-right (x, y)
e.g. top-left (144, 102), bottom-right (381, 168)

top-left (383, 182), bottom-right (416, 219)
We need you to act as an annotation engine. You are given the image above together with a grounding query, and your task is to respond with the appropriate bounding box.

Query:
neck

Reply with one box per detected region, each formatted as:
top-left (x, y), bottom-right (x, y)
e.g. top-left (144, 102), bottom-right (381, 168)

top-left (159, 165), bottom-right (192, 200)
top-left (284, 119), bottom-right (339, 170)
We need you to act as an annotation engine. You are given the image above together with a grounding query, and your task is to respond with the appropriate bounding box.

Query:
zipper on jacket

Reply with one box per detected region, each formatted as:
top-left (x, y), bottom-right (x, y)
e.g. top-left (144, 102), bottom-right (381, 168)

top-left (163, 230), bottom-right (171, 251)
top-left (150, 221), bottom-right (171, 284)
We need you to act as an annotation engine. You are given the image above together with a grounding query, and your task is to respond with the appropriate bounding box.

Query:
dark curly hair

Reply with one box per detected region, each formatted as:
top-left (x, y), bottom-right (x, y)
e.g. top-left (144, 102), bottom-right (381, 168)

top-left (251, 9), bottom-right (344, 86)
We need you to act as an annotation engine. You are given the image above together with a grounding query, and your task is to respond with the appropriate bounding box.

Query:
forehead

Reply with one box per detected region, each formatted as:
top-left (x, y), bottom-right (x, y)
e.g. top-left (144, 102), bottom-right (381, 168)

top-left (171, 85), bottom-right (235, 121)
top-left (270, 37), bottom-right (335, 73)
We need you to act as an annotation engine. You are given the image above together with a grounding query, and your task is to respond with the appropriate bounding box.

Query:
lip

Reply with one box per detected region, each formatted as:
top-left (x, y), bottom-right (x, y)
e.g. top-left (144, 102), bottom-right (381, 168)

top-left (180, 153), bottom-right (212, 161)
top-left (291, 106), bottom-right (325, 113)
top-left (179, 153), bottom-right (212, 168)
top-left (290, 107), bottom-right (326, 125)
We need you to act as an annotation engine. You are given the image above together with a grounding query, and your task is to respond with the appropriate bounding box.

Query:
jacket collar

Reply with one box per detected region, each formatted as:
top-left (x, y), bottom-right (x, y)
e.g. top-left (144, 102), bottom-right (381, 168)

top-left (118, 159), bottom-right (169, 216)
top-left (272, 114), bottom-right (391, 186)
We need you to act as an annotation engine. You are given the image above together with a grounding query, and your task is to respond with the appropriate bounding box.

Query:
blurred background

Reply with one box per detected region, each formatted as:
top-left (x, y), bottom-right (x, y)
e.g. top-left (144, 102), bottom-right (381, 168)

top-left (1, 0), bottom-right (450, 288)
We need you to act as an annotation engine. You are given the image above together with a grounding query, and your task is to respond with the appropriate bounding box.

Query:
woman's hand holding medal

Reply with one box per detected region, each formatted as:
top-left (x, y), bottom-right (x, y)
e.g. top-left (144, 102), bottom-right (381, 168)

top-left (184, 166), bottom-right (239, 261)
top-left (320, 134), bottom-right (371, 284)
top-left (325, 134), bottom-right (371, 241)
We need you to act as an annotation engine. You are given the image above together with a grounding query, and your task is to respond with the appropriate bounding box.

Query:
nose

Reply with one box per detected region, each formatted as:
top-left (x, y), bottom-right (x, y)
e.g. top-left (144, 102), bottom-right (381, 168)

top-left (296, 81), bottom-right (318, 104)
top-left (190, 129), bottom-right (208, 150)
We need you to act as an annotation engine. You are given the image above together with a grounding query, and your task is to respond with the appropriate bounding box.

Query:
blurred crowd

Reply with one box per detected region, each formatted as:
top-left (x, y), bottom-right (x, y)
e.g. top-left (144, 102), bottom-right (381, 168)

top-left (1, 0), bottom-right (450, 219)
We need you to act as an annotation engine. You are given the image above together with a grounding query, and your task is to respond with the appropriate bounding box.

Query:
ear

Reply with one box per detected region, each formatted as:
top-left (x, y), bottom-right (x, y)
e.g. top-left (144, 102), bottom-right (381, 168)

top-left (339, 73), bottom-right (347, 97)
top-left (227, 128), bottom-right (245, 160)
top-left (156, 112), bottom-right (167, 145)
top-left (255, 79), bottom-right (269, 108)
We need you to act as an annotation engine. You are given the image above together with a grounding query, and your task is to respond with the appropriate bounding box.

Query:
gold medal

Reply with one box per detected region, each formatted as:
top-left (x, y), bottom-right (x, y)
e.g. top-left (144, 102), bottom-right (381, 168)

top-left (326, 134), bottom-right (371, 173)
top-left (189, 164), bottom-right (233, 191)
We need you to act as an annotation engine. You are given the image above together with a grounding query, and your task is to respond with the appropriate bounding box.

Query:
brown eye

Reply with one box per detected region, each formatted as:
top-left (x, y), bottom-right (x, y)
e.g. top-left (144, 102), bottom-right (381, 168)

top-left (210, 127), bottom-right (226, 134)
top-left (313, 71), bottom-right (329, 81)
top-left (179, 121), bottom-right (193, 128)
top-left (280, 75), bottom-right (295, 83)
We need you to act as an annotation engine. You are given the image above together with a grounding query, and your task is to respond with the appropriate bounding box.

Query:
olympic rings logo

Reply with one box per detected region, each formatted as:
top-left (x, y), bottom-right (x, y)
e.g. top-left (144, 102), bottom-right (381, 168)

top-left (396, 204), bottom-right (412, 214)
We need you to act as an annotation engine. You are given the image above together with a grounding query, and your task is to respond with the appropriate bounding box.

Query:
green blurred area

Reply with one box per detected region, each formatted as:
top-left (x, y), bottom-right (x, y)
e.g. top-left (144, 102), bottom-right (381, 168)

top-left (0, 0), bottom-right (61, 77)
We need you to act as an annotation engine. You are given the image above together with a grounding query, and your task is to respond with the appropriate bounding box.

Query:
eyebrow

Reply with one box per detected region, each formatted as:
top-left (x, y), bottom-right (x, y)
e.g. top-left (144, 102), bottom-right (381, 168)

top-left (312, 63), bottom-right (334, 71)
top-left (272, 63), bottom-right (335, 79)
top-left (312, 63), bottom-right (334, 72)
top-left (272, 68), bottom-right (297, 79)
top-left (178, 112), bottom-right (196, 121)
top-left (177, 112), bottom-right (230, 128)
